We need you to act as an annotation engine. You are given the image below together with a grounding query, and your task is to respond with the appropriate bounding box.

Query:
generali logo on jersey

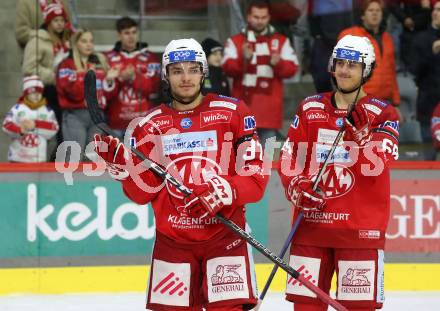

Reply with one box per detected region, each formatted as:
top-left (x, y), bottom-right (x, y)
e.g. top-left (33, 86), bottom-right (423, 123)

top-left (200, 110), bottom-right (232, 127)
top-left (207, 256), bottom-right (249, 302)
top-left (210, 264), bottom-right (245, 293)
top-left (341, 268), bottom-right (372, 294)
top-left (306, 110), bottom-right (329, 122)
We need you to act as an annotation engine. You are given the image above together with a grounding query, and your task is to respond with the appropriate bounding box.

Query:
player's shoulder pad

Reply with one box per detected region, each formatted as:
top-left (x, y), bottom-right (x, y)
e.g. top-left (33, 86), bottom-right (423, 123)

top-left (209, 94), bottom-right (240, 111)
top-left (299, 94), bottom-right (326, 112)
top-left (365, 97), bottom-right (389, 116)
top-left (138, 106), bottom-right (164, 127)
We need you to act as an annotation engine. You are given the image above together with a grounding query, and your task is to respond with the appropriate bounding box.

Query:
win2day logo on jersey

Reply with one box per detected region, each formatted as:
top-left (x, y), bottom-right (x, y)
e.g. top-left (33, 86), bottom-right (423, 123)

top-left (161, 131), bottom-right (218, 155)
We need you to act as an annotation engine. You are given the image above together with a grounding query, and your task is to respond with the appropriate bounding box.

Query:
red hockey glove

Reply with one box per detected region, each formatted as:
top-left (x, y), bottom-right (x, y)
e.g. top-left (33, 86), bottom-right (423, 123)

top-left (184, 175), bottom-right (234, 218)
top-left (94, 134), bottom-right (130, 180)
top-left (343, 103), bottom-right (372, 146)
top-left (287, 176), bottom-right (325, 212)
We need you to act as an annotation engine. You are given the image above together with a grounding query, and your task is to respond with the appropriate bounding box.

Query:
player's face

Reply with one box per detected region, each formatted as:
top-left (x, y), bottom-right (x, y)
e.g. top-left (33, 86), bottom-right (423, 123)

top-left (118, 26), bottom-right (139, 52)
top-left (76, 32), bottom-right (94, 57)
top-left (167, 62), bottom-right (203, 99)
top-left (433, 2), bottom-right (440, 28)
top-left (334, 59), bottom-right (363, 90)
top-left (362, 2), bottom-right (383, 29)
top-left (207, 50), bottom-right (223, 67)
top-left (247, 7), bottom-right (270, 33)
top-left (27, 92), bottom-right (42, 103)
top-left (49, 16), bottom-right (66, 34)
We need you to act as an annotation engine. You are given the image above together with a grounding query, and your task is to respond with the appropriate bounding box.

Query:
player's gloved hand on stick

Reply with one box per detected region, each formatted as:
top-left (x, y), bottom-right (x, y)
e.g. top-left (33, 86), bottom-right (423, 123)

top-left (344, 103), bottom-right (372, 146)
top-left (184, 174), bottom-right (235, 218)
top-left (287, 176), bottom-right (325, 212)
top-left (94, 134), bottom-right (130, 180)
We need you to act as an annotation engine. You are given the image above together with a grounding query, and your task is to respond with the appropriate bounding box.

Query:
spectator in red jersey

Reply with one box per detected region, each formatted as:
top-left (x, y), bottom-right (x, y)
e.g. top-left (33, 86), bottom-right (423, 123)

top-left (278, 35), bottom-right (399, 311)
top-left (22, 3), bottom-right (71, 156)
top-left (56, 29), bottom-right (115, 160)
top-left (432, 102), bottom-right (440, 158)
top-left (339, 0), bottom-right (401, 112)
top-left (2, 76), bottom-right (59, 163)
top-left (223, 0), bottom-right (298, 148)
top-left (104, 17), bottom-right (161, 139)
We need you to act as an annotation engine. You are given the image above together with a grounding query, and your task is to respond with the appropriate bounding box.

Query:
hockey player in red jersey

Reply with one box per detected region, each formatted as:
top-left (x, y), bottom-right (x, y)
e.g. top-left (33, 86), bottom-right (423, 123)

top-left (278, 35), bottom-right (399, 311)
top-left (94, 38), bottom-right (268, 310)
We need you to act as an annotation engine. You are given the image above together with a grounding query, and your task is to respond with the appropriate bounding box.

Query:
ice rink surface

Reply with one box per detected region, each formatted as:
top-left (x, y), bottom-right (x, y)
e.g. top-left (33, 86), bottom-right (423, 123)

top-left (0, 292), bottom-right (439, 311)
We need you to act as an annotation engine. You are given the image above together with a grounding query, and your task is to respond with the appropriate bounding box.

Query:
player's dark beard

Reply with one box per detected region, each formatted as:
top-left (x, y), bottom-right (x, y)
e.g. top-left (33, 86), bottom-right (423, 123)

top-left (169, 77), bottom-right (204, 105)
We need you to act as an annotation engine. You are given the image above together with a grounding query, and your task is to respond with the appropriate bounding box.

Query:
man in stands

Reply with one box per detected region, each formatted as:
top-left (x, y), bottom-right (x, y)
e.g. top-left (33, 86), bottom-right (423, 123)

top-left (222, 0), bottom-right (298, 147)
top-left (105, 17), bottom-right (161, 139)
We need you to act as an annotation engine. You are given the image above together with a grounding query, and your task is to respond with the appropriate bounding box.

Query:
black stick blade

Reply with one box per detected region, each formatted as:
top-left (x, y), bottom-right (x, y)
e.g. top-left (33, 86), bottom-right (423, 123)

top-left (84, 70), bottom-right (105, 126)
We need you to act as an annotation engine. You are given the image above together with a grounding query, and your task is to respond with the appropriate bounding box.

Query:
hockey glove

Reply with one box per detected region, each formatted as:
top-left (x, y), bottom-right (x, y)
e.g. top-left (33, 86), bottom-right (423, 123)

top-left (343, 103), bottom-right (372, 146)
top-left (287, 176), bottom-right (325, 212)
top-left (184, 175), bottom-right (234, 218)
top-left (94, 134), bottom-right (130, 180)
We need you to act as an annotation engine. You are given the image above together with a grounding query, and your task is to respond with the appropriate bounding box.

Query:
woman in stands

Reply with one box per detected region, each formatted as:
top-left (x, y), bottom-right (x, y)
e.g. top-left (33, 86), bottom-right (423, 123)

top-left (56, 29), bottom-right (118, 160)
top-left (22, 3), bottom-right (71, 154)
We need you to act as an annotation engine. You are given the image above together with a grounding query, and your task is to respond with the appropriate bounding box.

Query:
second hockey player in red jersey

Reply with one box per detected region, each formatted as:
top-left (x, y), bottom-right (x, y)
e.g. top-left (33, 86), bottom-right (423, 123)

top-left (278, 35), bottom-right (399, 311)
top-left (94, 38), bottom-right (267, 310)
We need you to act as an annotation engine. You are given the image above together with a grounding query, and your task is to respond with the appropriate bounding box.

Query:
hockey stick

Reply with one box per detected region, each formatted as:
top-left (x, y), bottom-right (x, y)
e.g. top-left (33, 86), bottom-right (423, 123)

top-left (256, 128), bottom-right (344, 309)
top-left (84, 70), bottom-right (347, 311)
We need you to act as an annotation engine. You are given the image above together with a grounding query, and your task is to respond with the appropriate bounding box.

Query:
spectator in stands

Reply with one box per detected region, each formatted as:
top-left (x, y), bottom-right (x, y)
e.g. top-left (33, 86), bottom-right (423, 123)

top-left (223, 0), bottom-right (298, 147)
top-left (307, 0), bottom-right (355, 92)
top-left (409, 1), bottom-right (440, 144)
top-left (388, 0), bottom-right (432, 71)
top-left (339, 0), bottom-right (401, 111)
top-left (104, 17), bottom-right (160, 139)
top-left (22, 3), bottom-right (71, 155)
top-left (2, 76), bottom-right (58, 163)
top-left (15, 0), bottom-right (73, 50)
top-left (432, 102), bottom-right (440, 159)
top-left (57, 29), bottom-right (115, 160)
top-left (201, 38), bottom-right (230, 96)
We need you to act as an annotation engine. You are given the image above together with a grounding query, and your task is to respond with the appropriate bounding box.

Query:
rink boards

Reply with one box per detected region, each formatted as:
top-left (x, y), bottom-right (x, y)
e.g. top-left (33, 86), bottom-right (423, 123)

top-left (1, 263), bottom-right (440, 294)
top-left (0, 162), bottom-right (439, 295)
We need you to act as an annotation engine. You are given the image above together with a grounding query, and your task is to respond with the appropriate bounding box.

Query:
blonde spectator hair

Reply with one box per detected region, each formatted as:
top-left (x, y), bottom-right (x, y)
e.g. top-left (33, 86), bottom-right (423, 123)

top-left (70, 29), bottom-right (107, 72)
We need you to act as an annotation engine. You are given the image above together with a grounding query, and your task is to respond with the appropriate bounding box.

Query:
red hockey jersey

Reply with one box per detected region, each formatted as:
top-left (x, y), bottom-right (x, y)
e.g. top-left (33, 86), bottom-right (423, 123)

top-left (119, 93), bottom-right (268, 243)
top-left (222, 28), bottom-right (298, 129)
top-left (278, 92), bottom-right (400, 249)
top-left (56, 56), bottom-right (109, 110)
top-left (105, 45), bottom-right (160, 130)
top-left (432, 102), bottom-right (440, 150)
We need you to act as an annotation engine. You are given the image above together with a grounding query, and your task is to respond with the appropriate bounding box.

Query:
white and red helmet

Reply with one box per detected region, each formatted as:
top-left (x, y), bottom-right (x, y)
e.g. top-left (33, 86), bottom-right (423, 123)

top-left (161, 38), bottom-right (208, 80)
top-left (329, 35), bottom-right (376, 80)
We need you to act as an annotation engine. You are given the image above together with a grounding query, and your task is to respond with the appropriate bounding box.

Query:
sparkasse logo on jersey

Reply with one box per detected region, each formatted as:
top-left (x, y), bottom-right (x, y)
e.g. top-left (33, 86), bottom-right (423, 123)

top-left (200, 110), bottom-right (232, 127)
top-left (161, 131), bottom-right (218, 155)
